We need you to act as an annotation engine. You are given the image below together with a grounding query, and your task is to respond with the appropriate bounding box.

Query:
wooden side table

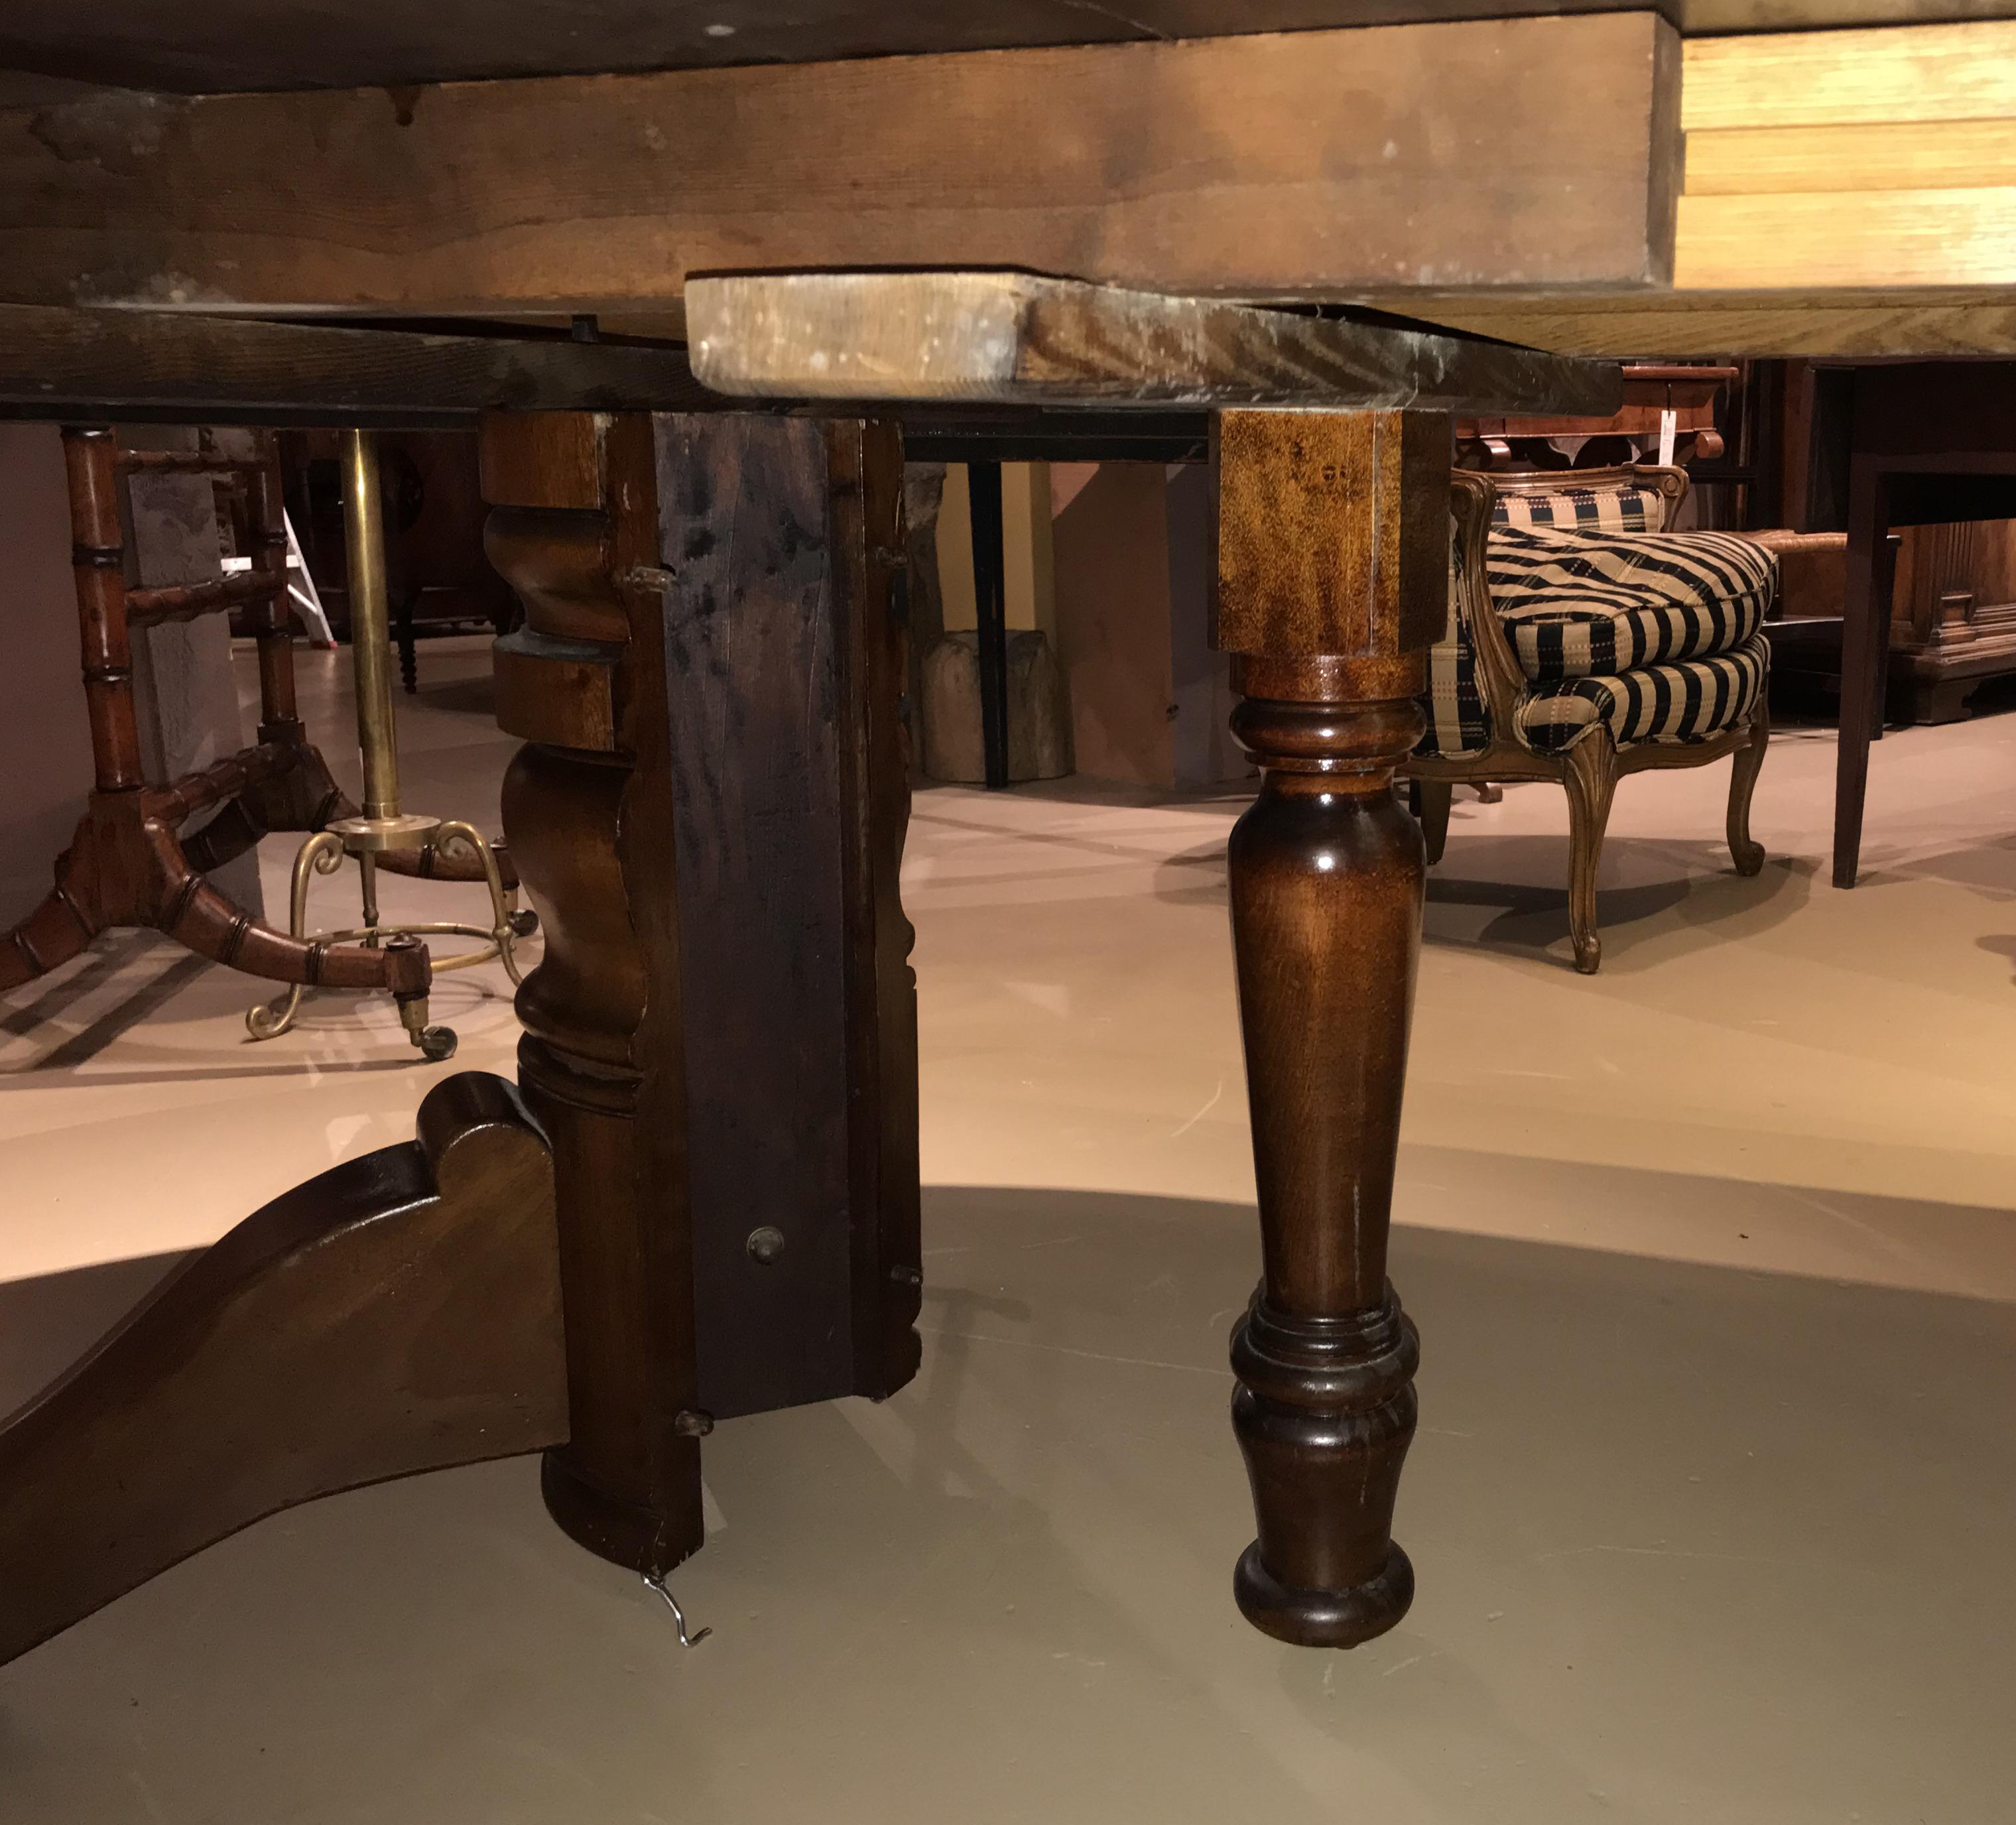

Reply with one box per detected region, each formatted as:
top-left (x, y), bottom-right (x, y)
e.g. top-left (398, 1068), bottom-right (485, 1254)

top-left (1834, 363), bottom-right (2016, 887)
top-left (1458, 363), bottom-right (1737, 472)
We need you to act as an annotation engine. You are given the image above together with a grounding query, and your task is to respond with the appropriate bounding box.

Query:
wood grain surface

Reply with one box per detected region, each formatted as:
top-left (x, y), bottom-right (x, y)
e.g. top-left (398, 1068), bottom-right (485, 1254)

top-left (687, 273), bottom-right (1621, 415)
top-left (0, 1072), bottom-right (565, 1667)
top-left (0, 16), bottom-right (1680, 312)
top-left (0, 304), bottom-right (710, 422)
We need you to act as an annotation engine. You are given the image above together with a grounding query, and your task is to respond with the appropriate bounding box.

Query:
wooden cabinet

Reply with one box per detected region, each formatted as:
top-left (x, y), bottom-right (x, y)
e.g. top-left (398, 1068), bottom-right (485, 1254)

top-left (1887, 517), bottom-right (2016, 722)
top-left (1767, 360), bottom-right (2016, 724)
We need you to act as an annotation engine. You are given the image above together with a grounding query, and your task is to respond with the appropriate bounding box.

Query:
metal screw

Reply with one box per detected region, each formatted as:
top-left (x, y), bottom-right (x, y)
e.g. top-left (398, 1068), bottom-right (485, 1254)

top-left (746, 1225), bottom-right (786, 1265)
top-left (889, 1264), bottom-right (922, 1287)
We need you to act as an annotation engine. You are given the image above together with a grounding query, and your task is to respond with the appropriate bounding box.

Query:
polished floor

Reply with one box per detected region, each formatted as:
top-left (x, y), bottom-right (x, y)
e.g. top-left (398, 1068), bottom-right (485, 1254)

top-left (2, 639), bottom-right (2013, 1823)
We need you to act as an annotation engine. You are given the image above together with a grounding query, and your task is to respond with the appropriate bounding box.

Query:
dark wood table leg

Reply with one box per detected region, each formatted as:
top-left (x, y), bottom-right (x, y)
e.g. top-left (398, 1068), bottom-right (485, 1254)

top-left (0, 1074), bottom-right (567, 1667)
top-left (1835, 454), bottom-right (1891, 889)
top-left (482, 408), bottom-right (921, 1584)
top-left (967, 457), bottom-right (1011, 790)
top-left (1212, 408), bottom-right (1442, 1646)
top-left (0, 404), bottom-right (923, 1669)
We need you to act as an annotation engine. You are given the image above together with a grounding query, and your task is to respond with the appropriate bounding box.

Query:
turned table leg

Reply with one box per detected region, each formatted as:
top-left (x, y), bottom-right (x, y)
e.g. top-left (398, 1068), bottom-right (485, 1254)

top-left (1212, 408), bottom-right (1443, 1646)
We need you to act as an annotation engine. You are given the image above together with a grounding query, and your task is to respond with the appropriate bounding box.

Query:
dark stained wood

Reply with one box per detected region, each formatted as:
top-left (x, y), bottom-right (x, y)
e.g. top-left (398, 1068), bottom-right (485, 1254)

top-left (482, 405), bottom-right (922, 1574)
top-left (1456, 361), bottom-right (1737, 469)
top-left (1212, 408), bottom-right (1440, 1647)
top-left (485, 410), bottom-right (705, 1578)
top-left (7, 0), bottom-right (2012, 104)
top-left (1827, 363), bottom-right (2016, 886)
top-left (653, 412), bottom-right (921, 1418)
top-left (0, 1072), bottom-right (566, 1668)
top-left (0, 18), bottom-right (1682, 314)
top-left (687, 273), bottom-right (1623, 414)
top-left (0, 304), bottom-right (710, 423)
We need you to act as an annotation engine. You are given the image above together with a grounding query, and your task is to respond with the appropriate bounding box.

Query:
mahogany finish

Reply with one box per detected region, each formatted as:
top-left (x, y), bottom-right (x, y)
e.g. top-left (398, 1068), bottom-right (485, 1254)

top-left (1212, 409), bottom-right (1444, 1646)
top-left (0, 284), bottom-right (1617, 1668)
top-left (0, 1072), bottom-right (566, 1667)
top-left (482, 409), bottom-right (921, 1578)
top-left (1831, 363), bottom-right (2016, 886)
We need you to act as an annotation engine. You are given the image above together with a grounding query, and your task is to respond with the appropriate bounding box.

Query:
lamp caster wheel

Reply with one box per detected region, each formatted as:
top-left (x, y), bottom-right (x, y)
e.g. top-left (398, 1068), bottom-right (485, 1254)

top-left (418, 1026), bottom-right (458, 1062)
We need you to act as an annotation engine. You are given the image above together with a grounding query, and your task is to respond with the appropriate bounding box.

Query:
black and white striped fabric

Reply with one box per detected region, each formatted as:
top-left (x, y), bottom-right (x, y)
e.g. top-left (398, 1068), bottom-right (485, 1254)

top-left (1420, 515), bottom-right (1492, 757)
top-left (1417, 478), bottom-right (1776, 761)
top-left (1487, 525), bottom-right (1776, 683)
top-left (1516, 633), bottom-right (1769, 752)
top-left (1491, 485), bottom-right (1667, 535)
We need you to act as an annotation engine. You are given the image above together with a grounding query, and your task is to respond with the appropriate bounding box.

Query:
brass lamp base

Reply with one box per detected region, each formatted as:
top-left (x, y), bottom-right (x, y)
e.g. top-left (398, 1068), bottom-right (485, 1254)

top-left (247, 820), bottom-right (531, 1057)
top-left (244, 428), bottom-right (536, 1060)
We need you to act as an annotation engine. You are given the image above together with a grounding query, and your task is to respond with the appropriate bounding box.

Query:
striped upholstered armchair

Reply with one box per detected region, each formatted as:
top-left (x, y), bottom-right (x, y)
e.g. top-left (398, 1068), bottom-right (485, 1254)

top-left (1404, 464), bottom-right (1775, 974)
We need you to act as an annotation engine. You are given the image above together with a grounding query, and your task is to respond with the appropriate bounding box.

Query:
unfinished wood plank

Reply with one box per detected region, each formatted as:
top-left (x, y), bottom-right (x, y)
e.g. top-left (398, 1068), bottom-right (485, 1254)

top-left (1686, 119), bottom-right (2016, 195)
top-left (0, 15), bottom-right (1680, 314)
top-left (686, 273), bottom-right (1621, 416)
top-left (1359, 288), bottom-right (2016, 358)
top-left (1676, 188), bottom-right (2016, 288)
top-left (1683, 23), bottom-right (2016, 131)
top-left (0, 304), bottom-right (708, 421)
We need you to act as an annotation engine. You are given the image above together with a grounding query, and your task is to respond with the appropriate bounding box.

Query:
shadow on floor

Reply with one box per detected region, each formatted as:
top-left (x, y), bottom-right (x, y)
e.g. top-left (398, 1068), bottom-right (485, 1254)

top-left (1151, 832), bottom-right (1816, 973)
top-left (1, 1183), bottom-right (2009, 1823)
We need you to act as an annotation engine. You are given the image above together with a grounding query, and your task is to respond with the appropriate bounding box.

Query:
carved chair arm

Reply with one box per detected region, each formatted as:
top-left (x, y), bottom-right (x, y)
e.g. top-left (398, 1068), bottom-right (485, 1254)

top-left (1448, 470), bottom-right (1531, 733)
top-left (1736, 529), bottom-right (1846, 621)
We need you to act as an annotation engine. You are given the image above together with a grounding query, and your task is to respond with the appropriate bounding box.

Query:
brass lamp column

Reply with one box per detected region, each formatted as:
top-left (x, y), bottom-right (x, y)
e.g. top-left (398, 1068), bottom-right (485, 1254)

top-left (248, 429), bottom-right (527, 1058)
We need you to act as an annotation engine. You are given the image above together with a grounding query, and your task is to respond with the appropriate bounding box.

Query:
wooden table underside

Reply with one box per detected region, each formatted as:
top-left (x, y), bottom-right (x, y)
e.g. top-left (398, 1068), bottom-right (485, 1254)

top-left (2, 1), bottom-right (2012, 1678)
top-left (0, 288), bottom-right (1620, 1663)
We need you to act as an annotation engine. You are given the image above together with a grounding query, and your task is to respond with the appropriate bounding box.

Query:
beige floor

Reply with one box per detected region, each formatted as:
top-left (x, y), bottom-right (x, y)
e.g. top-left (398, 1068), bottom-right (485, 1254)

top-left (2, 639), bottom-right (2013, 1823)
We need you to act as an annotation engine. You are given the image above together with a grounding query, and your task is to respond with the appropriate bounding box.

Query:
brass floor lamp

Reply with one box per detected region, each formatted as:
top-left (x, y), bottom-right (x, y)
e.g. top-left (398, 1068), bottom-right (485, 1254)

top-left (247, 429), bottom-right (532, 1059)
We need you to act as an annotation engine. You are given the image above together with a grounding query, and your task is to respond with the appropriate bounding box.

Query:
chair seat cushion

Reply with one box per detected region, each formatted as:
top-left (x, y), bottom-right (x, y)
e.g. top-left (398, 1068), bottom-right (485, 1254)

top-left (1516, 632), bottom-right (1769, 753)
top-left (1488, 525), bottom-right (1776, 683)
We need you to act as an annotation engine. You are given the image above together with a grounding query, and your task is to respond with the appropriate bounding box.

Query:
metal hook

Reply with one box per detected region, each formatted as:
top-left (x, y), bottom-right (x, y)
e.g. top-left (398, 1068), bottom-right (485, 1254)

top-left (642, 1572), bottom-right (712, 1648)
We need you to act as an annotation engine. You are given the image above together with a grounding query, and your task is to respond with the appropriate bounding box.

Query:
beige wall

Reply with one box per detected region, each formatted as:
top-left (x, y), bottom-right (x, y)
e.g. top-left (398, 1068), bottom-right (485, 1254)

top-left (933, 463), bottom-right (1053, 636)
top-left (1050, 462), bottom-right (1247, 792)
top-left (0, 426), bottom-right (94, 928)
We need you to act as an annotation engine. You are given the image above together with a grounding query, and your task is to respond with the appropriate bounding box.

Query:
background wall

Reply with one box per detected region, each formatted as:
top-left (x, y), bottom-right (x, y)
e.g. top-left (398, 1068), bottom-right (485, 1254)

top-left (0, 426), bottom-right (94, 930)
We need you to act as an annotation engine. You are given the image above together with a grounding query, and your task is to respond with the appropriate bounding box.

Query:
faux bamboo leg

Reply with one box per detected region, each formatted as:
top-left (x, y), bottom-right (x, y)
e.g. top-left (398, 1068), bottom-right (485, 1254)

top-left (62, 427), bottom-right (146, 794)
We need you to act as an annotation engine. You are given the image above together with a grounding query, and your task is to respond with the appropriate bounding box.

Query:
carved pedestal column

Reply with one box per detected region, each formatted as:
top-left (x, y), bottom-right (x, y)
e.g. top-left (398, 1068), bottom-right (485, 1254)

top-left (482, 409), bottom-right (921, 1583)
top-left (1213, 408), bottom-right (1445, 1646)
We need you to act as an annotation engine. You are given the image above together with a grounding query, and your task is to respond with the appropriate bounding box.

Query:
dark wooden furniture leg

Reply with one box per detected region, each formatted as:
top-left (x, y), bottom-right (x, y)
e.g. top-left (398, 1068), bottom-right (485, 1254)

top-left (481, 408), bottom-right (920, 1583)
top-left (1834, 452), bottom-right (1891, 889)
top-left (1213, 408), bottom-right (1443, 1647)
top-left (967, 457), bottom-right (1011, 790)
top-left (0, 1072), bottom-right (567, 1667)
